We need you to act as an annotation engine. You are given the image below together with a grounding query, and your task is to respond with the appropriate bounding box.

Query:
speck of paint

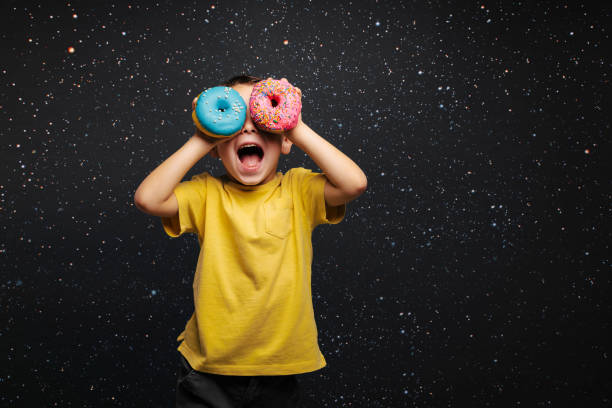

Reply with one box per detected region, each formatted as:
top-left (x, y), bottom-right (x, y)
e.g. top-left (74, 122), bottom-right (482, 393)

top-left (283, 39), bottom-right (289, 45)
top-left (67, 46), bottom-right (75, 54)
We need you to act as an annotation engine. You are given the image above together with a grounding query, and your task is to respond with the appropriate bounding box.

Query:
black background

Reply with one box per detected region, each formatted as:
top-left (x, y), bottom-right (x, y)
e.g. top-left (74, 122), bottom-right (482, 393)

top-left (1, 1), bottom-right (610, 406)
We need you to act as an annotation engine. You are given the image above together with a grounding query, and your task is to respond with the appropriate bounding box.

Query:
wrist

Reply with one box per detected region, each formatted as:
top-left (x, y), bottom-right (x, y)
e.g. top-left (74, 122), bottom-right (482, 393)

top-left (188, 132), bottom-right (216, 156)
top-left (285, 120), bottom-right (307, 141)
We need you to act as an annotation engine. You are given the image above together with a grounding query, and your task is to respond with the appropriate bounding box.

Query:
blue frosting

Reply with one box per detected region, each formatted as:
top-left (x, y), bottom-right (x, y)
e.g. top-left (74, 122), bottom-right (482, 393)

top-left (194, 86), bottom-right (246, 136)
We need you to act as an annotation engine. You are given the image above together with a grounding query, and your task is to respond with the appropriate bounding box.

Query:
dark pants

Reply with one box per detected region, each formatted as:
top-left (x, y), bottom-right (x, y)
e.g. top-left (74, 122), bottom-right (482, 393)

top-left (176, 355), bottom-right (302, 408)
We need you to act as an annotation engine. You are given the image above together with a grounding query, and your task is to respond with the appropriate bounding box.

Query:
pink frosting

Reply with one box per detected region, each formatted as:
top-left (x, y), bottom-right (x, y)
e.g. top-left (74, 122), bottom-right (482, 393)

top-left (249, 78), bottom-right (301, 132)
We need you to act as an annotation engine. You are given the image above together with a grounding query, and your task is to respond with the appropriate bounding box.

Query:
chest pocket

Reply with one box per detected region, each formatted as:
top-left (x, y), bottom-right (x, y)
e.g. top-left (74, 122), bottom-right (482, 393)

top-left (263, 202), bottom-right (294, 239)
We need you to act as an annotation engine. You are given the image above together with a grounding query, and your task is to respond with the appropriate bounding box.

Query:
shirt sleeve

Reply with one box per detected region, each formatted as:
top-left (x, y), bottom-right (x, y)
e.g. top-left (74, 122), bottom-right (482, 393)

top-left (293, 168), bottom-right (346, 229)
top-left (161, 173), bottom-right (208, 237)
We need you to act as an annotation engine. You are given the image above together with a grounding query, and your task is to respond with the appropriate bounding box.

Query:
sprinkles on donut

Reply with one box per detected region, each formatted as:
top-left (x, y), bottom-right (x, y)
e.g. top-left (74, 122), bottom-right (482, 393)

top-left (192, 86), bottom-right (247, 138)
top-left (249, 78), bottom-right (302, 133)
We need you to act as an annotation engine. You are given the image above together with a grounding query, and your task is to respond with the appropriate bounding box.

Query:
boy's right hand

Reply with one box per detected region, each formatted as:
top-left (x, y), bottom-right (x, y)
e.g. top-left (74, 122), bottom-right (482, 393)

top-left (191, 97), bottom-right (232, 157)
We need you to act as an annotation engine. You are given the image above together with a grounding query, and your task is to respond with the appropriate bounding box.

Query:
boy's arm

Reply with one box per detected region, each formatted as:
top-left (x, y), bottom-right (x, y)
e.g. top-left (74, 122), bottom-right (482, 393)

top-left (133, 131), bottom-right (217, 217)
top-left (285, 120), bottom-right (367, 207)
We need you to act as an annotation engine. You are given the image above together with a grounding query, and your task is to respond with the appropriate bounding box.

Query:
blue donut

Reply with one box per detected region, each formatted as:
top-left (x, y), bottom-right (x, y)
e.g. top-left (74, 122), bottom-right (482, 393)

top-left (192, 86), bottom-right (247, 138)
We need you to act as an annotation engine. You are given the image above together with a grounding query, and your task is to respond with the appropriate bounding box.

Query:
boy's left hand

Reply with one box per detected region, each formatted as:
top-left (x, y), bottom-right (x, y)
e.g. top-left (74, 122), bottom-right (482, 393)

top-left (278, 77), bottom-right (303, 137)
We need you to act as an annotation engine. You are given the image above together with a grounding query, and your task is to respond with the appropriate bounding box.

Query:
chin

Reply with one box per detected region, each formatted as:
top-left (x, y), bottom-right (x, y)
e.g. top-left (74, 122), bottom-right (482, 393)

top-left (238, 177), bottom-right (262, 186)
top-left (228, 170), bottom-right (269, 186)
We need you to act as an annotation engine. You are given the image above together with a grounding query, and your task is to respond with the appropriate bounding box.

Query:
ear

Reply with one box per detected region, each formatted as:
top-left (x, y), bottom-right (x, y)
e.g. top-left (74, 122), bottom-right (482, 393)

top-left (281, 136), bottom-right (293, 155)
top-left (209, 146), bottom-right (219, 159)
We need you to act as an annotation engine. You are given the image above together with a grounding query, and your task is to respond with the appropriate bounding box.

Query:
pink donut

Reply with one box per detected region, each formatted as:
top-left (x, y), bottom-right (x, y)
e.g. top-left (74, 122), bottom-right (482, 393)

top-left (249, 78), bottom-right (301, 132)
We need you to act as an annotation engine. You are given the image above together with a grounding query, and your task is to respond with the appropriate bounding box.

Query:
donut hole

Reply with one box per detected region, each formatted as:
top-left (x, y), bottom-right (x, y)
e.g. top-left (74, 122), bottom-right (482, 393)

top-left (217, 99), bottom-right (231, 113)
top-left (270, 95), bottom-right (280, 108)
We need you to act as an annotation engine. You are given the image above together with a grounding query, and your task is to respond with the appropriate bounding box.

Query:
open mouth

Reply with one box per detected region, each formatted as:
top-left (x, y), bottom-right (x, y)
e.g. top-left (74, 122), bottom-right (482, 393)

top-left (237, 143), bottom-right (264, 168)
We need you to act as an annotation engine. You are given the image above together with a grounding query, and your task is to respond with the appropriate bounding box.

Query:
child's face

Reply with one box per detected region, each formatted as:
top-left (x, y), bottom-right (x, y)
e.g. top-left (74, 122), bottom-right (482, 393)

top-left (215, 83), bottom-right (292, 186)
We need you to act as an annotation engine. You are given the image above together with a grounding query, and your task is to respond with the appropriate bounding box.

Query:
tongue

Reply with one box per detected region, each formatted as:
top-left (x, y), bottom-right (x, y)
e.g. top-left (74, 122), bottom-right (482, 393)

top-left (241, 153), bottom-right (261, 168)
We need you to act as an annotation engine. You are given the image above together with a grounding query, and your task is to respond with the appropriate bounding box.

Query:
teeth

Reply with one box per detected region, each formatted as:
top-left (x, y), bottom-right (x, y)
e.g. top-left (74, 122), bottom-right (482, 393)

top-left (240, 144), bottom-right (257, 148)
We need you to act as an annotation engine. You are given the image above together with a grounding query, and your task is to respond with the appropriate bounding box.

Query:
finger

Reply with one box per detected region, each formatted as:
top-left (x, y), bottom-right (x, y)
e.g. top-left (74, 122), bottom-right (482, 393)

top-left (192, 97), bottom-right (198, 110)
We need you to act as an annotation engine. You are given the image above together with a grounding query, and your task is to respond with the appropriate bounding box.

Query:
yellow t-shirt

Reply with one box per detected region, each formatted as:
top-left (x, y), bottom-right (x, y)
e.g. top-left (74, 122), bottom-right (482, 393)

top-left (161, 167), bottom-right (345, 375)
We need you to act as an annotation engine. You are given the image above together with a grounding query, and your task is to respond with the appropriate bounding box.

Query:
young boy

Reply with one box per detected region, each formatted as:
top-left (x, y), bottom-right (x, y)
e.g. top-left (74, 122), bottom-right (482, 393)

top-left (134, 75), bottom-right (367, 407)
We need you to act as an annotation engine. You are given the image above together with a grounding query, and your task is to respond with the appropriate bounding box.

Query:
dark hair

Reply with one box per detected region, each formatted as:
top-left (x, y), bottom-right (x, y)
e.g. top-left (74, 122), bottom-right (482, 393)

top-left (222, 74), bottom-right (263, 87)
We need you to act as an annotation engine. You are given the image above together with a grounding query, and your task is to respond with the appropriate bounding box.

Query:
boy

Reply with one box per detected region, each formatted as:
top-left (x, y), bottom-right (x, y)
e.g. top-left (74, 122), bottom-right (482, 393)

top-left (134, 75), bottom-right (367, 407)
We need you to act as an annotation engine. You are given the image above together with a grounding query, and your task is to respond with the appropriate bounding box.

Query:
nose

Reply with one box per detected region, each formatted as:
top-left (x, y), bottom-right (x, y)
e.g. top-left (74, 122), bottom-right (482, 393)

top-left (241, 112), bottom-right (258, 134)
